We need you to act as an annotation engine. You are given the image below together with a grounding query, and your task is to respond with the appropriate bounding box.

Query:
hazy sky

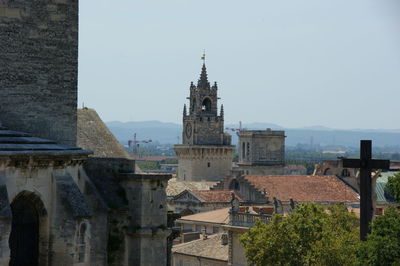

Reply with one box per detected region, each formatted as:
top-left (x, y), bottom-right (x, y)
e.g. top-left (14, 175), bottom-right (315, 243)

top-left (78, 0), bottom-right (400, 129)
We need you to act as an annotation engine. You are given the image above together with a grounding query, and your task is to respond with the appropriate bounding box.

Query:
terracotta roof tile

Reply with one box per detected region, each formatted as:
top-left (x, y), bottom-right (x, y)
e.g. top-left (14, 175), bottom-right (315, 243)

top-left (244, 175), bottom-right (359, 203)
top-left (191, 190), bottom-right (244, 202)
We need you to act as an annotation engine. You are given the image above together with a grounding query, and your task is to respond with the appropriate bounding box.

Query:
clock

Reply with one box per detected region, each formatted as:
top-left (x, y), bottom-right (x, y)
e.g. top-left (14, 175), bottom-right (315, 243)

top-left (185, 123), bottom-right (192, 138)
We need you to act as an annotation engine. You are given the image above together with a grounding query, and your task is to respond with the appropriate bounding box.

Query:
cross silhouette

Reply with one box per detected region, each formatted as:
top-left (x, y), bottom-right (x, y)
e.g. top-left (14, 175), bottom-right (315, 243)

top-left (342, 140), bottom-right (390, 240)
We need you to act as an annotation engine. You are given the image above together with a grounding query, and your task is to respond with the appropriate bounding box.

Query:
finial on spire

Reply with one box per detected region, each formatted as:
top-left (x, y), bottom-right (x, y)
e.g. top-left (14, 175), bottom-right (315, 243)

top-left (198, 58), bottom-right (210, 89)
top-left (220, 104), bottom-right (224, 118)
top-left (201, 50), bottom-right (206, 64)
top-left (183, 104), bottom-right (187, 116)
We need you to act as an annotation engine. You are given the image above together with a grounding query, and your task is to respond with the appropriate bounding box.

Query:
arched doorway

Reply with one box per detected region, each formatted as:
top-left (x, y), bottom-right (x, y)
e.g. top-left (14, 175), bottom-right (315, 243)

top-left (9, 192), bottom-right (46, 266)
top-left (201, 97), bottom-right (212, 112)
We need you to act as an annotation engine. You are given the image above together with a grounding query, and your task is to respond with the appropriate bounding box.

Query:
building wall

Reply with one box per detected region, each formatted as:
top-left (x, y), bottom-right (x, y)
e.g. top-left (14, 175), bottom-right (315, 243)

top-left (0, 0), bottom-right (78, 145)
top-left (0, 157), bottom-right (101, 266)
top-left (229, 231), bottom-right (247, 266)
top-left (238, 130), bottom-right (285, 166)
top-left (175, 146), bottom-right (234, 181)
top-left (239, 165), bottom-right (284, 175)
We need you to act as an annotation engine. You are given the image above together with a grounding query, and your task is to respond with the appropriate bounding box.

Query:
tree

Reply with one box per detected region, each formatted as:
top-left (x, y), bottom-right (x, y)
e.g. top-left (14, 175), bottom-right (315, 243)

top-left (357, 207), bottom-right (400, 266)
top-left (239, 203), bottom-right (359, 266)
top-left (386, 173), bottom-right (400, 203)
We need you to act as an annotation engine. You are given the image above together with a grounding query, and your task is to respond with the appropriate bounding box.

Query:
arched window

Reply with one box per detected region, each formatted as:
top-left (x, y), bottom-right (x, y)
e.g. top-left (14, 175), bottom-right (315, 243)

top-left (77, 223), bottom-right (87, 263)
top-left (192, 98), bottom-right (196, 113)
top-left (229, 179), bottom-right (240, 190)
top-left (201, 98), bottom-right (212, 112)
top-left (323, 168), bottom-right (333, 175)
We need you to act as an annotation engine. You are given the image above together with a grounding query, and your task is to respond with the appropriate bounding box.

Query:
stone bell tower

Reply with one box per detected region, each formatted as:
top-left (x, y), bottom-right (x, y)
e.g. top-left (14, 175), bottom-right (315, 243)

top-left (174, 59), bottom-right (235, 181)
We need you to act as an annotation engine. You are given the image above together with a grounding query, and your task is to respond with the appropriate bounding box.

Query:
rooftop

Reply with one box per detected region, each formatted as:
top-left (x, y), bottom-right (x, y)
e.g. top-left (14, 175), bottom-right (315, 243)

top-left (77, 108), bottom-right (130, 159)
top-left (191, 190), bottom-right (243, 203)
top-left (172, 233), bottom-right (228, 262)
top-left (0, 126), bottom-right (90, 156)
top-left (177, 207), bottom-right (230, 225)
top-left (167, 178), bottom-right (217, 197)
top-left (244, 175), bottom-right (359, 203)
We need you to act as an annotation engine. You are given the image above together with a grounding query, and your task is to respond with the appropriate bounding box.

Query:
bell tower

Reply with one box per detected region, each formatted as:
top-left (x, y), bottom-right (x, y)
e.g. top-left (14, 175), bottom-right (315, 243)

top-left (182, 63), bottom-right (228, 146)
top-left (175, 58), bottom-right (234, 181)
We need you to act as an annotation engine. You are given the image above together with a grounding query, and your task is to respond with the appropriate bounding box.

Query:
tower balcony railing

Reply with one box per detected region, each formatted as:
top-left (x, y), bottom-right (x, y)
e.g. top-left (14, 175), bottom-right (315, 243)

top-left (229, 208), bottom-right (273, 228)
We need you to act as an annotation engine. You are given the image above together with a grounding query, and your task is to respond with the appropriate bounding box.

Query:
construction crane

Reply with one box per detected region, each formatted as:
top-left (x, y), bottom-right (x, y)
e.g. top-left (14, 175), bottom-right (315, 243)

top-left (225, 121), bottom-right (243, 136)
top-left (128, 133), bottom-right (152, 156)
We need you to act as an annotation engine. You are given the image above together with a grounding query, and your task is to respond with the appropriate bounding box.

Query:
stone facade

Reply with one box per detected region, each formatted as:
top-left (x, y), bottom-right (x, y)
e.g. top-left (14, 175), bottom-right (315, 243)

top-left (0, 0), bottom-right (78, 146)
top-left (174, 63), bottom-right (235, 181)
top-left (0, 0), bottom-right (172, 264)
top-left (237, 129), bottom-right (285, 175)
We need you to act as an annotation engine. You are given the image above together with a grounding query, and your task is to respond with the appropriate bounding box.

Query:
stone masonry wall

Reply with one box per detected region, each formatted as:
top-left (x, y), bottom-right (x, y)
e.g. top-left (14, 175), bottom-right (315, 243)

top-left (0, 0), bottom-right (78, 145)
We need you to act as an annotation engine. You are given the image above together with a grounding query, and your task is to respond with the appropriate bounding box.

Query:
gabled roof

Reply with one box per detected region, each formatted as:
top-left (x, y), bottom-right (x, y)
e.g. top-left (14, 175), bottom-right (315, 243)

top-left (0, 126), bottom-right (90, 156)
top-left (244, 175), bottom-right (359, 203)
top-left (177, 207), bottom-right (230, 225)
top-left (77, 108), bottom-right (130, 159)
top-left (172, 233), bottom-right (228, 262)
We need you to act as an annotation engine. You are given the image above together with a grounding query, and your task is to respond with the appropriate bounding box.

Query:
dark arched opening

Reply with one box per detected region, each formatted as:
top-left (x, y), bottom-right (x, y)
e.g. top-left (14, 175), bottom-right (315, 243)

top-left (229, 179), bottom-right (240, 191)
top-left (9, 191), bottom-right (47, 266)
top-left (201, 98), bottom-right (212, 112)
top-left (9, 197), bottom-right (39, 266)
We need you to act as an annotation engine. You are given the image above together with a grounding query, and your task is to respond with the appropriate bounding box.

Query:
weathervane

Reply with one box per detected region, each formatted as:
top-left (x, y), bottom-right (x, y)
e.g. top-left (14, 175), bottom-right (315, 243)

top-left (201, 50), bottom-right (206, 64)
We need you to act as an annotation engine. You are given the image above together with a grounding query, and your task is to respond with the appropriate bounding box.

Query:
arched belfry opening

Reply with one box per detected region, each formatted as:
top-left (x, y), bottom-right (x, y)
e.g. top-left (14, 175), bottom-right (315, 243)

top-left (201, 98), bottom-right (212, 112)
top-left (9, 191), bottom-right (47, 266)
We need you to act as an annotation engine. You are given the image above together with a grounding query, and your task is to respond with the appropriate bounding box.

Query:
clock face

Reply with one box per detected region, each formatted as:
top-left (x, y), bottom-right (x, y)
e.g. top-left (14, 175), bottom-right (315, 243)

top-left (185, 123), bottom-right (192, 138)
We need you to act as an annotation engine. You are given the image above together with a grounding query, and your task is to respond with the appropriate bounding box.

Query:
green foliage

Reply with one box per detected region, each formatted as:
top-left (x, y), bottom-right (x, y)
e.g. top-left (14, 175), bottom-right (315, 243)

top-left (357, 207), bottom-right (400, 266)
top-left (239, 203), bottom-right (359, 266)
top-left (386, 173), bottom-right (400, 203)
top-left (136, 161), bottom-right (160, 170)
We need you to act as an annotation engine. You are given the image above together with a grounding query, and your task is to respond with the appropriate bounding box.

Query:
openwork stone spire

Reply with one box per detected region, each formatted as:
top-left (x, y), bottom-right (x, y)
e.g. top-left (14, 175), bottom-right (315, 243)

top-left (197, 63), bottom-right (210, 89)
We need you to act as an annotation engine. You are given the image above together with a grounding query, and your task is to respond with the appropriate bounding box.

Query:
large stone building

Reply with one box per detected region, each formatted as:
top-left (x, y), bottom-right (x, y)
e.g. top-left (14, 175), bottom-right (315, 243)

top-left (237, 129), bottom-right (285, 175)
top-left (0, 2), bottom-right (170, 265)
top-left (174, 63), bottom-right (235, 181)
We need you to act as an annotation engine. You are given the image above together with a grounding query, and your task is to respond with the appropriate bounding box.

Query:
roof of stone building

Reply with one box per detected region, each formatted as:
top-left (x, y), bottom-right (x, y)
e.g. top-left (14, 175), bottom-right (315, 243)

top-left (191, 190), bottom-right (244, 202)
top-left (177, 207), bottom-right (230, 225)
top-left (167, 178), bottom-right (217, 197)
top-left (172, 233), bottom-right (228, 262)
top-left (77, 108), bottom-right (130, 158)
top-left (244, 175), bottom-right (359, 203)
top-left (0, 126), bottom-right (90, 156)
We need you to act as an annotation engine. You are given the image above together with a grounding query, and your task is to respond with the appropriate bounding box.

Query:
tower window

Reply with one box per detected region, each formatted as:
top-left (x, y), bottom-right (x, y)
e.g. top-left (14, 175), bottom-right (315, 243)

top-left (242, 142), bottom-right (245, 159)
top-left (201, 98), bottom-right (212, 112)
top-left (207, 162), bottom-right (210, 167)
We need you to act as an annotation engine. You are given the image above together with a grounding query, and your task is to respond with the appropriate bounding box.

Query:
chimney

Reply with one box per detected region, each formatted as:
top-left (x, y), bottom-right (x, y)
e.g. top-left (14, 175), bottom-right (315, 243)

top-left (201, 229), bottom-right (207, 240)
top-left (221, 233), bottom-right (228, 245)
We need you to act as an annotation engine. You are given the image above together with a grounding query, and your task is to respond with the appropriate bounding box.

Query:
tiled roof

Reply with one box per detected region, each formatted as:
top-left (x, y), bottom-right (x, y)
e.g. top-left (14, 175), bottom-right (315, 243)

top-left (244, 175), bottom-right (359, 203)
top-left (191, 190), bottom-right (244, 202)
top-left (0, 127), bottom-right (90, 156)
top-left (172, 233), bottom-right (228, 262)
top-left (77, 108), bottom-right (130, 158)
top-left (178, 207), bottom-right (230, 224)
top-left (167, 178), bottom-right (217, 197)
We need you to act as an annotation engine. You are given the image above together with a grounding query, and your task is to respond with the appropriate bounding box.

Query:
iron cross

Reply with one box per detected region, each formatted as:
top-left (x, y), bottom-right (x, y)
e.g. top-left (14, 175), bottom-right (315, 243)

top-left (342, 140), bottom-right (390, 241)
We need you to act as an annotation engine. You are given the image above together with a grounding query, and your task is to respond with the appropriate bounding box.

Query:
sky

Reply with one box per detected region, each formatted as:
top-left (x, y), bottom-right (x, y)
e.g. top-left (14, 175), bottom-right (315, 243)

top-left (78, 0), bottom-right (400, 129)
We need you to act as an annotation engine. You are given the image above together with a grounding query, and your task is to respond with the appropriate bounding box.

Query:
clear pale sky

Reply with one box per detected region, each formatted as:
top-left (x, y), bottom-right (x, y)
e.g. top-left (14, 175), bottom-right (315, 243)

top-left (78, 0), bottom-right (400, 129)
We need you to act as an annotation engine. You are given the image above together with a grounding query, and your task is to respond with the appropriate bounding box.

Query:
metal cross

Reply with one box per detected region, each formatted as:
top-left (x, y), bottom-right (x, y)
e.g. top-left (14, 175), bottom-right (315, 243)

top-left (342, 140), bottom-right (390, 240)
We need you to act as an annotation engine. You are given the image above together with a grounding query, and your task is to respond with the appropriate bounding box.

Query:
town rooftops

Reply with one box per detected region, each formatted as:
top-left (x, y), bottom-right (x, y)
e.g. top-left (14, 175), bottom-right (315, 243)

top-left (244, 175), bottom-right (359, 203)
top-left (190, 190), bottom-right (244, 202)
top-left (172, 233), bottom-right (228, 262)
top-left (0, 126), bottom-right (91, 156)
top-left (178, 207), bottom-right (230, 225)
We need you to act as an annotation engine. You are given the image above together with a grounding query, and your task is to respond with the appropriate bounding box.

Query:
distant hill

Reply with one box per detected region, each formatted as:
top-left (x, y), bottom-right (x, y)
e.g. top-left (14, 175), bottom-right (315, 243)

top-left (106, 121), bottom-right (400, 148)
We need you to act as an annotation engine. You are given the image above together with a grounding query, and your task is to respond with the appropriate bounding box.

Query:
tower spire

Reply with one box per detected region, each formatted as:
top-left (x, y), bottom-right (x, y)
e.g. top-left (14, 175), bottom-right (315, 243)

top-left (197, 52), bottom-right (210, 89)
